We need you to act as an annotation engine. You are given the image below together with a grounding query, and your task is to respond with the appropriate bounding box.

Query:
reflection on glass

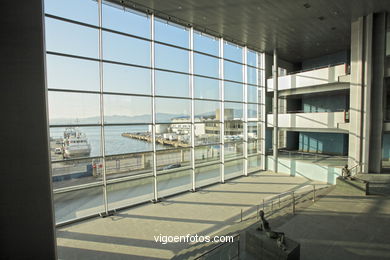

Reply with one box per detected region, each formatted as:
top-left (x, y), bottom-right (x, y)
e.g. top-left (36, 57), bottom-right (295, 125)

top-left (48, 91), bottom-right (100, 125)
top-left (107, 176), bottom-right (154, 210)
top-left (156, 148), bottom-right (191, 172)
top-left (194, 53), bottom-right (219, 78)
top-left (195, 100), bottom-right (220, 120)
top-left (155, 123), bottom-right (191, 150)
top-left (53, 185), bottom-right (104, 223)
top-left (194, 76), bottom-right (220, 100)
top-left (46, 55), bottom-right (99, 91)
top-left (224, 42), bottom-right (242, 62)
top-left (103, 63), bottom-right (151, 95)
top-left (225, 102), bottom-right (243, 120)
top-left (248, 85), bottom-right (258, 103)
top-left (104, 125), bottom-right (154, 156)
top-left (248, 155), bottom-right (261, 172)
top-left (224, 60), bottom-right (243, 82)
top-left (45, 17), bottom-right (98, 58)
top-left (155, 19), bottom-right (189, 48)
top-left (157, 169), bottom-right (192, 197)
top-left (224, 159), bottom-right (244, 179)
top-left (103, 31), bottom-right (150, 66)
top-left (224, 81), bottom-right (243, 102)
top-left (155, 44), bottom-right (189, 73)
top-left (105, 152), bottom-right (153, 179)
top-left (45, 0), bottom-right (99, 25)
top-left (195, 145), bottom-right (220, 164)
top-left (104, 95), bottom-right (152, 124)
top-left (224, 122), bottom-right (243, 141)
top-left (247, 49), bottom-right (257, 67)
top-left (247, 67), bottom-right (257, 85)
top-left (195, 163), bottom-right (220, 188)
top-left (248, 122), bottom-right (259, 139)
top-left (50, 126), bottom-right (101, 161)
top-left (155, 70), bottom-right (189, 97)
top-left (194, 31), bottom-right (219, 56)
top-left (155, 98), bottom-right (191, 123)
top-left (224, 142), bottom-right (244, 159)
top-left (382, 133), bottom-right (390, 169)
top-left (248, 104), bottom-right (258, 119)
top-left (248, 140), bottom-right (259, 154)
top-left (102, 3), bottom-right (150, 38)
top-left (195, 123), bottom-right (220, 145)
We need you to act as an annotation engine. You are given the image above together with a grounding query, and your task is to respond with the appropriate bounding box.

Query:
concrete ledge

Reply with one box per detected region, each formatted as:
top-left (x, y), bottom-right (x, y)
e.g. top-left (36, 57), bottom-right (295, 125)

top-left (336, 177), bottom-right (368, 195)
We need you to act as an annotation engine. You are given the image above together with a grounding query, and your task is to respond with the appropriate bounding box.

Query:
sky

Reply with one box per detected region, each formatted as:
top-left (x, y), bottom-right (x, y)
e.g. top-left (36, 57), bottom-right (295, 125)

top-left (44, 0), bottom-right (261, 121)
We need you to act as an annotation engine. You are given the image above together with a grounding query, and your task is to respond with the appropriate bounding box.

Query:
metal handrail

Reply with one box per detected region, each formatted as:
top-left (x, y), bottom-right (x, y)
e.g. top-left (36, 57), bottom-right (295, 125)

top-left (267, 62), bottom-right (348, 79)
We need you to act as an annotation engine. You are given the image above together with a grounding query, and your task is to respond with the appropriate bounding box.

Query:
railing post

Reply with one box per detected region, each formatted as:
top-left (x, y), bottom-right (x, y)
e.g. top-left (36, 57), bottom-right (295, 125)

top-left (257, 205), bottom-right (259, 219)
top-left (278, 195), bottom-right (281, 208)
top-left (263, 199), bottom-right (265, 211)
top-left (292, 191), bottom-right (295, 214)
top-left (313, 184), bottom-right (316, 202)
top-left (240, 209), bottom-right (243, 222)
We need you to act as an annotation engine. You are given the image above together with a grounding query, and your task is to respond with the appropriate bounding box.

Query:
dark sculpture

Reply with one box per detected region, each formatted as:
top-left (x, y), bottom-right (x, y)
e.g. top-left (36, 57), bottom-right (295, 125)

top-left (257, 210), bottom-right (286, 251)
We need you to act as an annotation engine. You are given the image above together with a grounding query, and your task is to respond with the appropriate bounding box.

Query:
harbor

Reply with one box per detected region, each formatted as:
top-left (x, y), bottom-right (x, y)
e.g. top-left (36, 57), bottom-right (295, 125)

top-left (121, 132), bottom-right (191, 148)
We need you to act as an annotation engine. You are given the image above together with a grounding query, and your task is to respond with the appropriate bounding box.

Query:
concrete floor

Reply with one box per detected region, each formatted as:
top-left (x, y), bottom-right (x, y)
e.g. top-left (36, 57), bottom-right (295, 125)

top-left (56, 171), bottom-right (325, 259)
top-left (275, 184), bottom-right (390, 260)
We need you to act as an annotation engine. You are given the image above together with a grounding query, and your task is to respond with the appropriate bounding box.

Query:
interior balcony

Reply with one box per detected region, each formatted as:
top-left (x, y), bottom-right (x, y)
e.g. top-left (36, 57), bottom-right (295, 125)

top-left (267, 63), bottom-right (350, 96)
top-left (267, 111), bottom-right (350, 133)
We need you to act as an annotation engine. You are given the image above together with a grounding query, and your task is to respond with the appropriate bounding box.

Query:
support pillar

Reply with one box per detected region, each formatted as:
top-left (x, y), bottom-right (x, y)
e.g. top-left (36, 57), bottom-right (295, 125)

top-left (273, 50), bottom-right (279, 172)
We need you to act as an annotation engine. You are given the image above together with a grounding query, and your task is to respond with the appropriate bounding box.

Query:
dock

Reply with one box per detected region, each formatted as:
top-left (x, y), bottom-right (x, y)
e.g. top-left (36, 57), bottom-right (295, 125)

top-left (121, 133), bottom-right (191, 148)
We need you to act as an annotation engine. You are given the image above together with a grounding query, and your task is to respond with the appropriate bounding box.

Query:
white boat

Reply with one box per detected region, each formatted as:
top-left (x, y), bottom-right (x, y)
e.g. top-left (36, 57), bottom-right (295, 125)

top-left (62, 128), bottom-right (91, 158)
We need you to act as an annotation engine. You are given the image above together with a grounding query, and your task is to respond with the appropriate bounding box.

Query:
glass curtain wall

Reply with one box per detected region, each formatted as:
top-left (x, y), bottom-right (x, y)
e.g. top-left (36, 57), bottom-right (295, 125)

top-left (44, 0), bottom-right (265, 224)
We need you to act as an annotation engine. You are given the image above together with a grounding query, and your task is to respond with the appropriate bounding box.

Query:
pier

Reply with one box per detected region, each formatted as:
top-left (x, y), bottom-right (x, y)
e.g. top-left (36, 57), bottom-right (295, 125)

top-left (121, 133), bottom-right (191, 148)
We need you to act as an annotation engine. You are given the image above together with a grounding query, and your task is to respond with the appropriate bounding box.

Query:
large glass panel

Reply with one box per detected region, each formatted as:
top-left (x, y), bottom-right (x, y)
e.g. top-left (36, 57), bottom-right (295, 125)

top-left (48, 91), bottom-right (100, 125)
top-left (195, 163), bottom-right (220, 188)
top-left (46, 55), bottom-right (99, 91)
top-left (155, 19), bottom-right (189, 48)
top-left (155, 98), bottom-right (191, 123)
top-left (104, 95), bottom-right (152, 124)
top-left (103, 63), bottom-right (151, 95)
top-left (248, 155), bottom-right (261, 172)
top-left (156, 148), bottom-right (191, 171)
top-left (224, 122), bottom-right (243, 141)
top-left (382, 133), bottom-right (390, 170)
top-left (248, 140), bottom-right (259, 155)
top-left (247, 49), bottom-right (257, 67)
top-left (224, 142), bottom-right (244, 159)
top-left (195, 100), bottom-right (220, 120)
top-left (224, 42), bottom-right (242, 62)
top-left (155, 44), bottom-right (189, 73)
top-left (45, 0), bottom-right (98, 25)
top-left (194, 76), bottom-right (220, 100)
top-left (104, 125), bottom-right (156, 156)
top-left (155, 123), bottom-right (192, 150)
top-left (157, 169), bottom-right (192, 197)
top-left (224, 60), bottom-right (243, 82)
top-left (194, 31), bottom-right (219, 56)
top-left (102, 2), bottom-right (150, 38)
top-left (248, 85), bottom-right (259, 103)
top-left (248, 122), bottom-right (259, 139)
top-left (51, 157), bottom-right (103, 190)
top-left (194, 53), bottom-right (219, 78)
top-left (105, 152), bottom-right (153, 180)
top-left (248, 104), bottom-right (258, 120)
top-left (155, 71), bottom-right (189, 97)
top-left (50, 126), bottom-right (101, 161)
top-left (107, 175), bottom-right (154, 210)
top-left (224, 159), bottom-right (244, 179)
top-left (247, 67), bottom-right (257, 85)
top-left (53, 185), bottom-right (104, 223)
top-left (195, 145), bottom-right (221, 164)
top-left (196, 123), bottom-right (220, 145)
top-left (224, 81), bottom-right (243, 102)
top-left (103, 31), bottom-right (150, 66)
top-left (45, 18), bottom-right (98, 58)
top-left (225, 102), bottom-right (243, 120)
